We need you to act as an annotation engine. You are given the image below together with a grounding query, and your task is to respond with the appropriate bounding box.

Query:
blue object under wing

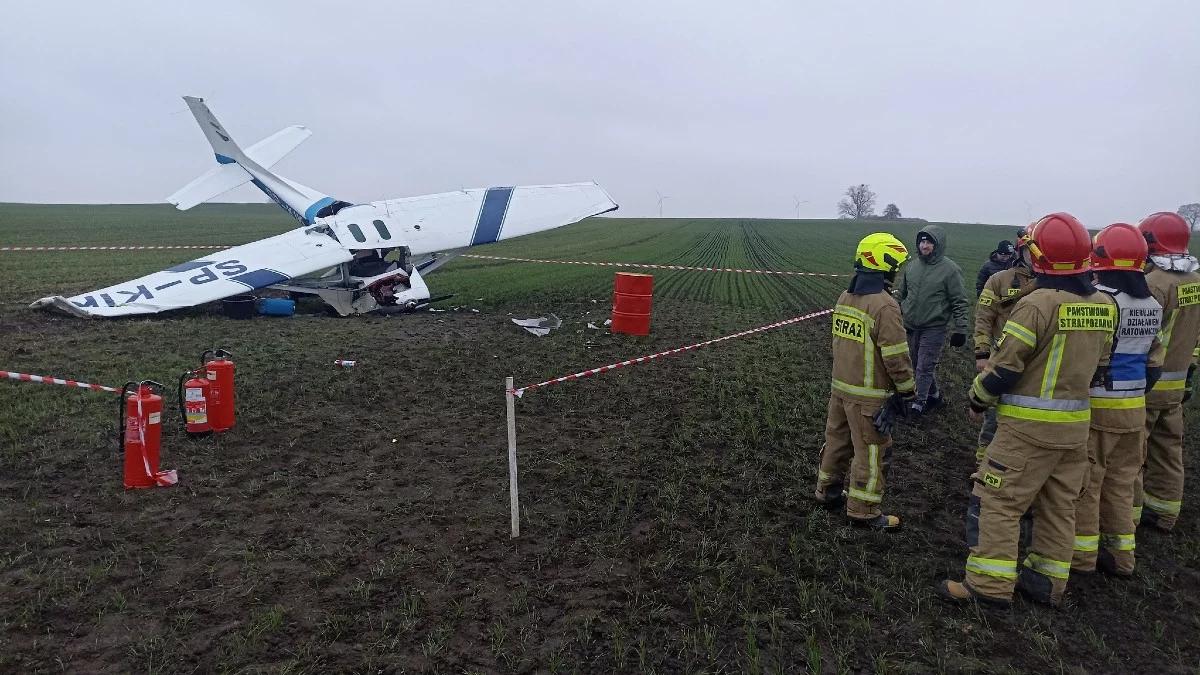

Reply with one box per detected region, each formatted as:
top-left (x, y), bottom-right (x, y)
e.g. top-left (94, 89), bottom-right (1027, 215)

top-left (229, 269), bottom-right (290, 289)
top-left (470, 187), bottom-right (514, 246)
top-left (215, 153), bottom-right (236, 164)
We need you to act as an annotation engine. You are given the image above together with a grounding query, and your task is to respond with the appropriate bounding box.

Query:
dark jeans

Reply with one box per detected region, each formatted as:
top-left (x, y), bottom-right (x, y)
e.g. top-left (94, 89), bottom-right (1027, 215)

top-left (905, 327), bottom-right (946, 406)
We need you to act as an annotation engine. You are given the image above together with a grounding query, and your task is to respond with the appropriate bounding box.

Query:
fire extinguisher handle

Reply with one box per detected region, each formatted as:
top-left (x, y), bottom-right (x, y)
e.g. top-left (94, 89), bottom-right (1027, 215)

top-left (117, 381), bottom-right (137, 452)
top-left (140, 380), bottom-right (167, 395)
top-left (177, 372), bottom-right (192, 431)
top-left (201, 348), bottom-right (233, 363)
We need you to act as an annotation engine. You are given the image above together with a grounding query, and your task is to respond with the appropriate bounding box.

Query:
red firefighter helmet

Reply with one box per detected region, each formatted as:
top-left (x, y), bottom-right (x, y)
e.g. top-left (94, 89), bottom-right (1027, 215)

top-left (1138, 211), bottom-right (1190, 255)
top-left (1092, 223), bottom-right (1148, 272)
top-left (1024, 212), bottom-right (1092, 275)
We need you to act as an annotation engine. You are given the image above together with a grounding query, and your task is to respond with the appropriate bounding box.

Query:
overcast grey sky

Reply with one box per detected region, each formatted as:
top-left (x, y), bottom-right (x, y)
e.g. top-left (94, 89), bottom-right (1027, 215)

top-left (2, 1), bottom-right (1197, 226)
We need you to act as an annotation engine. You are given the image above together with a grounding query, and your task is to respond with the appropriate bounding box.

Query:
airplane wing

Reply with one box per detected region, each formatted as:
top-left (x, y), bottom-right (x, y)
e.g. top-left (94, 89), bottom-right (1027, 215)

top-left (31, 227), bottom-right (352, 317)
top-left (326, 182), bottom-right (618, 255)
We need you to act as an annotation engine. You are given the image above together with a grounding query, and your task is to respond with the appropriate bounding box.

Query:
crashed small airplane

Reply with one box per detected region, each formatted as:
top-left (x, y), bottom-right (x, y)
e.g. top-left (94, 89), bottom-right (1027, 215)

top-left (33, 97), bottom-right (617, 317)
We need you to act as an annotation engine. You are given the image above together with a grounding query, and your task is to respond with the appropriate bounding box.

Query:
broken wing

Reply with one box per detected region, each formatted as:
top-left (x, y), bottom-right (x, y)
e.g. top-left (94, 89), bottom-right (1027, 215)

top-left (31, 227), bottom-right (352, 317)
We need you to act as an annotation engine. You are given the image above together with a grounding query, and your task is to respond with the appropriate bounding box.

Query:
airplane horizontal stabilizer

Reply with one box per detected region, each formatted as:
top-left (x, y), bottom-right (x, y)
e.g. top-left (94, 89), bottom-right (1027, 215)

top-left (167, 163), bottom-right (253, 210)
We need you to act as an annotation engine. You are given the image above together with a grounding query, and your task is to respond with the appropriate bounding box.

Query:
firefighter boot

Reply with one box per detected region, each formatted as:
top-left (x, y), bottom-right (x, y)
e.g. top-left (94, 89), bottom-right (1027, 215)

top-left (935, 580), bottom-right (1011, 609)
top-left (813, 486), bottom-right (846, 509)
top-left (850, 513), bottom-right (901, 532)
top-left (1097, 548), bottom-right (1134, 578)
top-left (1141, 509), bottom-right (1177, 533)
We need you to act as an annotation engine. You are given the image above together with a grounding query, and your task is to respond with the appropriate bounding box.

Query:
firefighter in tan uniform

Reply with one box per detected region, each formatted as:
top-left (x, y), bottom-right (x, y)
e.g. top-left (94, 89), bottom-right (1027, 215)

top-left (1073, 224), bottom-right (1163, 577)
top-left (1136, 212), bottom-right (1200, 532)
top-left (815, 233), bottom-right (916, 531)
top-left (973, 232), bottom-right (1038, 462)
top-left (938, 213), bottom-right (1115, 608)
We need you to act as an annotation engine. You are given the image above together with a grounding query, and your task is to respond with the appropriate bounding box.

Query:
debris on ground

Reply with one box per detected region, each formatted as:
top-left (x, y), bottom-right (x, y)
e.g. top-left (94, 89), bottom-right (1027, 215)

top-left (511, 313), bottom-right (562, 337)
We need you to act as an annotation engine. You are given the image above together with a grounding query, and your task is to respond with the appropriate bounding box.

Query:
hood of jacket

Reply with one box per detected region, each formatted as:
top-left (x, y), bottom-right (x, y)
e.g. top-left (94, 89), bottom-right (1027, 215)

top-left (916, 224), bottom-right (947, 264)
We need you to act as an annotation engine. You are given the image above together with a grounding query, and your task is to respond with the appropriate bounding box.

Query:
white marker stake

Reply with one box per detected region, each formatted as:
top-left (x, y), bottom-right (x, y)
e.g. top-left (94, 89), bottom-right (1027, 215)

top-left (505, 376), bottom-right (520, 538)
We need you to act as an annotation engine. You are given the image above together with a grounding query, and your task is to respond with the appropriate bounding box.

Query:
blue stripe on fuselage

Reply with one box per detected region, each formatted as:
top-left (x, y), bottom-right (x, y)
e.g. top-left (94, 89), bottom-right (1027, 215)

top-left (250, 178), bottom-right (306, 226)
top-left (304, 197), bottom-right (337, 224)
top-left (229, 268), bottom-right (290, 289)
top-left (470, 187), bottom-right (514, 246)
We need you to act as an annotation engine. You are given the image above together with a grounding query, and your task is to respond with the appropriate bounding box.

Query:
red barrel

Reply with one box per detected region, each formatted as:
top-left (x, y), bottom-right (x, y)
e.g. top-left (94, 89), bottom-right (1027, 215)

top-left (611, 272), bottom-right (653, 335)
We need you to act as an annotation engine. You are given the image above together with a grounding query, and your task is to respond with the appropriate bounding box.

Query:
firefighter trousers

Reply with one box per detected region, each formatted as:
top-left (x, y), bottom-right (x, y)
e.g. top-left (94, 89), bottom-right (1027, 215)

top-left (1073, 427), bottom-right (1141, 574)
top-left (1137, 405), bottom-right (1185, 530)
top-left (965, 427), bottom-right (1088, 603)
top-left (816, 394), bottom-right (892, 521)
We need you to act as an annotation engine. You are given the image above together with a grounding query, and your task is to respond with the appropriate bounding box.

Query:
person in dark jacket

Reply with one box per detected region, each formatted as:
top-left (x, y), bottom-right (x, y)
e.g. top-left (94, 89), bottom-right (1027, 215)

top-left (896, 225), bottom-right (970, 415)
top-left (975, 240), bottom-right (1016, 296)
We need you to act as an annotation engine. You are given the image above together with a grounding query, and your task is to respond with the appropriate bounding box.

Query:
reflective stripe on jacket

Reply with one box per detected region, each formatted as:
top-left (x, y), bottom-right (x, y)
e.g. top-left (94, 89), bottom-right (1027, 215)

top-left (1145, 264), bottom-right (1200, 408)
top-left (830, 290), bottom-right (915, 403)
top-left (974, 266), bottom-right (1036, 353)
top-left (1089, 285), bottom-right (1163, 432)
top-left (971, 288), bottom-right (1115, 449)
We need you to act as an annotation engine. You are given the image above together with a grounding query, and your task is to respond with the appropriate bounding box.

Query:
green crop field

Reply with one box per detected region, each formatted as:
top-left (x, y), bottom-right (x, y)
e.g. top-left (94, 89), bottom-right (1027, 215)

top-left (1, 203), bottom-right (1197, 673)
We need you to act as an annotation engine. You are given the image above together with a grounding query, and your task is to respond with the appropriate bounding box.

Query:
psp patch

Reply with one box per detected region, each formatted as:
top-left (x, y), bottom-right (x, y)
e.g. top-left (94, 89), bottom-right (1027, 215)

top-left (1058, 303), bottom-right (1115, 331)
top-left (1179, 282), bottom-right (1200, 308)
top-left (832, 313), bottom-right (865, 342)
top-left (983, 472), bottom-right (1003, 489)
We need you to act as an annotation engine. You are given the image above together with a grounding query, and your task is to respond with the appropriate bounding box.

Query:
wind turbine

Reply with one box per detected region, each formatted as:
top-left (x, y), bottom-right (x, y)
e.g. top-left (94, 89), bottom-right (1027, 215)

top-left (656, 190), bottom-right (669, 218)
top-left (793, 195), bottom-right (809, 219)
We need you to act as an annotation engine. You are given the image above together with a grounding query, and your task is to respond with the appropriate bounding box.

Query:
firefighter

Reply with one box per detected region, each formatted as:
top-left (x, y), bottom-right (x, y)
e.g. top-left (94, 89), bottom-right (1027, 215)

top-left (1136, 212), bottom-right (1200, 532)
top-left (937, 213), bottom-right (1115, 608)
top-left (972, 229), bottom-right (1038, 463)
top-left (1073, 224), bottom-right (1162, 577)
top-left (815, 233), bottom-right (916, 531)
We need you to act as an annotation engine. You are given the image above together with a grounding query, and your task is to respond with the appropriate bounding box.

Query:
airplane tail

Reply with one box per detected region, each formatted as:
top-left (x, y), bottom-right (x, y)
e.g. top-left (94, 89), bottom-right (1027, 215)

top-left (184, 96), bottom-right (245, 162)
top-left (168, 96), bottom-right (334, 223)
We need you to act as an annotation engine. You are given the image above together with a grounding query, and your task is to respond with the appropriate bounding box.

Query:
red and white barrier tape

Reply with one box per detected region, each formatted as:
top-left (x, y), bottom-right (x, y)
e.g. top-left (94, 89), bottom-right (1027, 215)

top-left (0, 245), bottom-right (225, 251)
top-left (133, 388), bottom-right (177, 487)
top-left (511, 308), bottom-right (833, 397)
top-left (2, 370), bottom-right (120, 394)
top-left (462, 254), bottom-right (849, 278)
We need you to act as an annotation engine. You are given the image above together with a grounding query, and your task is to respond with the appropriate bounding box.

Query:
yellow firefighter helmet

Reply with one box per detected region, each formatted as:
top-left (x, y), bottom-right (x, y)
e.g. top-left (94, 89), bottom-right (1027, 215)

top-left (854, 232), bottom-right (910, 273)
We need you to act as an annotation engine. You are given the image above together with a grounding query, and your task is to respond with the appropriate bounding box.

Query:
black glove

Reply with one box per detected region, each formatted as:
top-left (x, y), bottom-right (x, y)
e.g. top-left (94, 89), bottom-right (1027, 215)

top-left (949, 333), bottom-right (967, 348)
top-left (873, 391), bottom-right (915, 435)
top-left (968, 387), bottom-right (989, 414)
top-left (1185, 365), bottom-right (1196, 403)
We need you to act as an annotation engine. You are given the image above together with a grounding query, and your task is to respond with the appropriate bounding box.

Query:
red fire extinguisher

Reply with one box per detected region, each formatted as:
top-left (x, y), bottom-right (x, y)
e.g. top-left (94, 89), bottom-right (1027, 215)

top-left (118, 381), bottom-right (177, 489)
top-left (177, 367), bottom-right (212, 437)
top-left (201, 349), bottom-right (236, 433)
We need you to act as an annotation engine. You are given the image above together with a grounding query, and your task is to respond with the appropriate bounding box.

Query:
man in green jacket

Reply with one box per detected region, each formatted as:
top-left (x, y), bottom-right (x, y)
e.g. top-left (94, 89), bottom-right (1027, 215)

top-left (897, 224), bottom-right (970, 416)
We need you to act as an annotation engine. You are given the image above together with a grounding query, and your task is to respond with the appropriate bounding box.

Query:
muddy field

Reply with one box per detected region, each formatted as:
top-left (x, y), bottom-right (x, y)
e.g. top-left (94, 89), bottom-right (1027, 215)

top-left (1, 206), bottom-right (1198, 673)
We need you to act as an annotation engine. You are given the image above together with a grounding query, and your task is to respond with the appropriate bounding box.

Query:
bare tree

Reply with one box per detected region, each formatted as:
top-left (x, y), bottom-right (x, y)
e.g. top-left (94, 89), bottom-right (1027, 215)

top-left (882, 203), bottom-right (902, 220)
top-left (837, 184), bottom-right (877, 219)
top-left (1179, 203), bottom-right (1200, 232)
